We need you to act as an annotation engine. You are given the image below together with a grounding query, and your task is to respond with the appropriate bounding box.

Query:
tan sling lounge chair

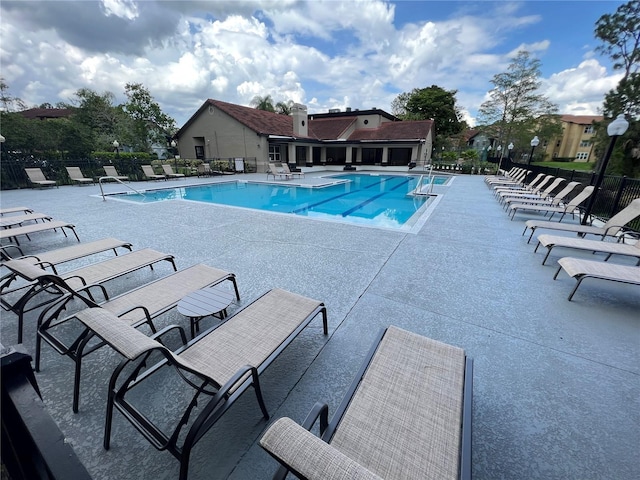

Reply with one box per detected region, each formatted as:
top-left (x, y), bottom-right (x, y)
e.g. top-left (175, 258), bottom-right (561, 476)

top-left (0, 207), bottom-right (33, 215)
top-left (494, 173), bottom-right (550, 199)
top-left (509, 185), bottom-right (594, 220)
top-left (1, 237), bottom-right (132, 269)
top-left (0, 213), bottom-right (53, 228)
top-left (281, 163), bottom-right (305, 178)
top-left (162, 164), bottom-right (185, 178)
top-left (536, 234), bottom-right (640, 265)
top-left (90, 287), bottom-right (327, 480)
top-left (523, 198), bottom-right (640, 243)
top-left (0, 220), bottom-right (80, 246)
top-left (65, 166), bottom-right (94, 185)
top-left (33, 263), bottom-right (239, 412)
top-left (501, 181), bottom-right (580, 211)
top-left (141, 165), bottom-right (166, 180)
top-left (553, 257), bottom-right (640, 301)
top-left (103, 165), bottom-right (129, 181)
top-left (499, 177), bottom-right (564, 205)
top-left (25, 168), bottom-right (57, 188)
top-left (261, 325), bottom-right (472, 480)
top-left (1, 249), bottom-right (176, 343)
top-left (267, 163), bottom-right (293, 181)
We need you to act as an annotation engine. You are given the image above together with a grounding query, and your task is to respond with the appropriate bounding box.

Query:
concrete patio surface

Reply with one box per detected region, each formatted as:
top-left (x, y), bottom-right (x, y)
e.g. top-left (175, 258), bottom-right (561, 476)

top-left (1, 170), bottom-right (638, 480)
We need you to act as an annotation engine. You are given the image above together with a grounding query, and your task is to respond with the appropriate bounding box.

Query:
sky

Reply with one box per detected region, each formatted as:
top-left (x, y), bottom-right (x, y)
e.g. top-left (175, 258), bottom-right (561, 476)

top-left (0, 0), bottom-right (626, 128)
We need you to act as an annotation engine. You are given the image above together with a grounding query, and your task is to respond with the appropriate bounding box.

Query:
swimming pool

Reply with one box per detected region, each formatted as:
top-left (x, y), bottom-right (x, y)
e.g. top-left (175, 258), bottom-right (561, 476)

top-left (106, 173), bottom-right (448, 231)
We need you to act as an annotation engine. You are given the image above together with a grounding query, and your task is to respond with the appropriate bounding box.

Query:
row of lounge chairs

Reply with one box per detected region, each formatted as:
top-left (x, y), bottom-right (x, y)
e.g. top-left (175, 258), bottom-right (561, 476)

top-left (487, 168), bottom-right (640, 300)
top-left (23, 165), bottom-right (186, 188)
top-left (1, 207), bottom-right (473, 480)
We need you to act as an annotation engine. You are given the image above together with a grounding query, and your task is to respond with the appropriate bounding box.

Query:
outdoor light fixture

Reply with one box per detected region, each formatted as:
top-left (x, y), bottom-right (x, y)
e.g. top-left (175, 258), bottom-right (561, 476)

top-left (581, 114), bottom-right (629, 225)
top-left (528, 136), bottom-right (540, 165)
top-left (112, 140), bottom-right (119, 157)
top-left (508, 142), bottom-right (514, 158)
top-left (170, 139), bottom-right (178, 169)
top-left (495, 145), bottom-right (503, 174)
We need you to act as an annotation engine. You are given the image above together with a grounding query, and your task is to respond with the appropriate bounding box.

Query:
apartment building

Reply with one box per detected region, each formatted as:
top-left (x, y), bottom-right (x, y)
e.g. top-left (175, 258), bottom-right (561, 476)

top-left (542, 114), bottom-right (603, 162)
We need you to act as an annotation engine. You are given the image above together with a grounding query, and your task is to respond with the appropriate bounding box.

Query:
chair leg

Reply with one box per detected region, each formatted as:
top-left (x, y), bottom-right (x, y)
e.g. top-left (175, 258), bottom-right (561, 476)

top-left (251, 368), bottom-right (269, 419)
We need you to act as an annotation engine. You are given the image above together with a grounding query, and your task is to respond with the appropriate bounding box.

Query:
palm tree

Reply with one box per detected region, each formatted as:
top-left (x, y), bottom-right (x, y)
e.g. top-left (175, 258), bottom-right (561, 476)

top-left (251, 95), bottom-right (275, 112)
top-left (276, 100), bottom-right (294, 115)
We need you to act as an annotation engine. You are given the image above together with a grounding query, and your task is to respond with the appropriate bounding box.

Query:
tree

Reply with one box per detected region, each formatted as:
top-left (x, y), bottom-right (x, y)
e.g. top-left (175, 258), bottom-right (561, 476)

top-left (477, 51), bottom-right (561, 158)
top-left (275, 100), bottom-right (294, 115)
top-left (251, 95), bottom-right (275, 113)
top-left (593, 1), bottom-right (640, 177)
top-left (391, 86), bottom-right (464, 145)
top-left (0, 77), bottom-right (27, 112)
top-left (65, 88), bottom-right (120, 150)
top-left (123, 83), bottom-right (176, 152)
top-left (595, 0), bottom-right (640, 79)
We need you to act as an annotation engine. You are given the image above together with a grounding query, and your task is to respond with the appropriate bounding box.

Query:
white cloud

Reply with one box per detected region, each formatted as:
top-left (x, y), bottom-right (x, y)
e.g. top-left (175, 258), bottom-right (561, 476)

top-left (543, 59), bottom-right (622, 114)
top-left (0, 1), bottom-right (623, 127)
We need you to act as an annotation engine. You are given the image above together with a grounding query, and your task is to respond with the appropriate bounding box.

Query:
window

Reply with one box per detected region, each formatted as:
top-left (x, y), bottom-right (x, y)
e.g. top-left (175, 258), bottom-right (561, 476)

top-left (579, 140), bottom-right (591, 147)
top-left (576, 152), bottom-right (589, 160)
top-left (269, 145), bottom-right (281, 162)
top-left (584, 125), bottom-right (594, 134)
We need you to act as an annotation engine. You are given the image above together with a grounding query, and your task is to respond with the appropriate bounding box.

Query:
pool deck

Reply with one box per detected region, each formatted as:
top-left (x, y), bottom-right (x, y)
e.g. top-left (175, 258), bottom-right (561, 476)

top-left (0, 170), bottom-right (638, 480)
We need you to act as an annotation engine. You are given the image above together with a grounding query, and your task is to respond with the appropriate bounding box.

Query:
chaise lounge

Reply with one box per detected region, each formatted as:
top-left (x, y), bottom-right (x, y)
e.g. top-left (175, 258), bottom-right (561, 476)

top-left (522, 198), bottom-right (640, 243)
top-left (553, 257), bottom-right (640, 301)
top-left (162, 164), bottom-right (185, 178)
top-left (103, 165), bottom-right (129, 181)
top-left (78, 287), bottom-right (327, 480)
top-left (33, 263), bottom-right (240, 412)
top-left (261, 325), bottom-right (473, 480)
top-left (267, 163), bottom-right (293, 181)
top-left (535, 233), bottom-right (640, 265)
top-left (25, 168), bottom-right (57, 188)
top-left (509, 185), bottom-right (594, 220)
top-left (1, 249), bottom-right (176, 343)
top-left (141, 164), bottom-right (167, 180)
top-left (0, 220), bottom-right (80, 246)
top-left (65, 166), bottom-right (94, 185)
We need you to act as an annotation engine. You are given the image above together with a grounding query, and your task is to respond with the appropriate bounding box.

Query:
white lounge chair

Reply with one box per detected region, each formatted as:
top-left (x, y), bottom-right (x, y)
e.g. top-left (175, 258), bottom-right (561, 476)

top-left (536, 234), bottom-right (640, 265)
top-left (141, 165), bottom-right (166, 180)
top-left (509, 185), bottom-right (594, 220)
top-left (25, 168), bottom-right (57, 188)
top-left (523, 197), bottom-right (640, 243)
top-left (267, 163), bottom-right (293, 181)
top-left (162, 164), bottom-right (185, 178)
top-left (553, 257), bottom-right (640, 301)
top-left (103, 165), bottom-right (128, 181)
top-left (65, 166), bottom-right (94, 185)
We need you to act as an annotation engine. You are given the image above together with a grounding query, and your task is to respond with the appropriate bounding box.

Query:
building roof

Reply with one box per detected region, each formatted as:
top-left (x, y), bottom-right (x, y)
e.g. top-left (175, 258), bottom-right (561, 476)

top-left (348, 120), bottom-right (433, 141)
top-left (309, 117), bottom-right (356, 140)
top-left (178, 99), bottom-right (433, 143)
top-left (20, 108), bottom-right (74, 120)
top-left (560, 114), bottom-right (604, 125)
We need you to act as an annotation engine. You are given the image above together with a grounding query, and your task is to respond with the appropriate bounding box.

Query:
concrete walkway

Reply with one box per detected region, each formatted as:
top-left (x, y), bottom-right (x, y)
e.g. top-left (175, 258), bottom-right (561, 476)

top-left (0, 171), bottom-right (637, 479)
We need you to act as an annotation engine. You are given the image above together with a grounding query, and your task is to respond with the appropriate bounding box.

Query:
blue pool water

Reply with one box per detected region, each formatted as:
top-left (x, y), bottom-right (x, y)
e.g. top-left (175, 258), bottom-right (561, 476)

top-left (109, 174), bottom-right (447, 230)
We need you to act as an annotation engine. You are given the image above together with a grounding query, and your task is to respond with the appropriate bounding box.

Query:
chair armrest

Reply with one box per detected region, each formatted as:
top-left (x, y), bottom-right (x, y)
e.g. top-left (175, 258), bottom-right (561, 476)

top-left (260, 417), bottom-right (383, 480)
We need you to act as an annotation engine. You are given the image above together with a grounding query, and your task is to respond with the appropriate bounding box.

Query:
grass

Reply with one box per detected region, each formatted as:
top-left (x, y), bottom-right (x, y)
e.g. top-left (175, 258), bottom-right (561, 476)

top-left (533, 161), bottom-right (594, 171)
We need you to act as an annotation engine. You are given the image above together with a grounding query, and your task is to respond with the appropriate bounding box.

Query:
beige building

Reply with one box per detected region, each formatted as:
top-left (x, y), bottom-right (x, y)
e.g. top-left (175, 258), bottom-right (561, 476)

top-left (542, 114), bottom-right (603, 162)
top-left (175, 100), bottom-right (435, 172)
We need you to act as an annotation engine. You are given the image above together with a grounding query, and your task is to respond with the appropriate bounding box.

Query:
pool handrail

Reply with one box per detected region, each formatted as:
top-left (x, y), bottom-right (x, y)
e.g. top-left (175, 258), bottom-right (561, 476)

top-left (98, 176), bottom-right (146, 201)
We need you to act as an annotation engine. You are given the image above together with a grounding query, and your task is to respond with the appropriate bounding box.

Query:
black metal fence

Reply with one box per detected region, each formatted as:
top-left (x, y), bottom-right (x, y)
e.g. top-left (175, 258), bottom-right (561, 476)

top-left (0, 156), bottom-right (258, 189)
top-left (503, 159), bottom-right (640, 232)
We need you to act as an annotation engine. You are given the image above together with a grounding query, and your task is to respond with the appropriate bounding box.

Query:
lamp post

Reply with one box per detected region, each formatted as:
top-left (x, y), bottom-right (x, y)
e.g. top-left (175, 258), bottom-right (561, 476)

top-left (170, 139), bottom-right (178, 170)
top-left (528, 136), bottom-right (539, 165)
top-left (580, 114), bottom-right (629, 225)
top-left (112, 140), bottom-right (119, 156)
top-left (507, 142), bottom-right (514, 160)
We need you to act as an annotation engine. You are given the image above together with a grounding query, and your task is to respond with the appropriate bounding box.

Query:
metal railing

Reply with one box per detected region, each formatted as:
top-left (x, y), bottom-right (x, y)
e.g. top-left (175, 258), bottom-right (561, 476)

top-left (503, 159), bottom-right (640, 231)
